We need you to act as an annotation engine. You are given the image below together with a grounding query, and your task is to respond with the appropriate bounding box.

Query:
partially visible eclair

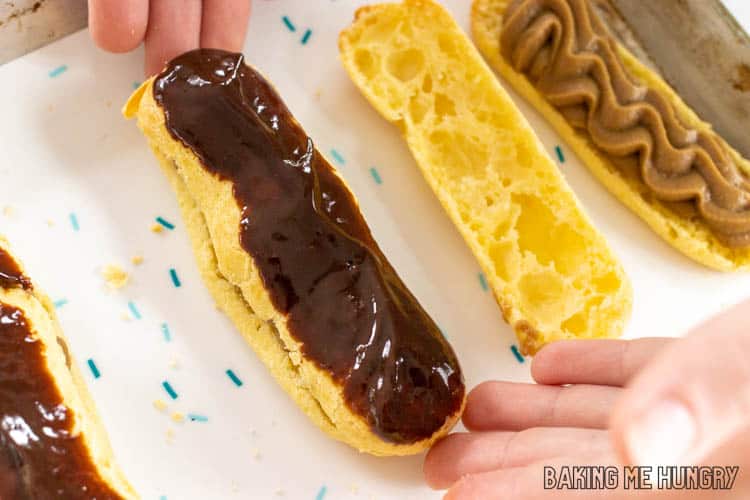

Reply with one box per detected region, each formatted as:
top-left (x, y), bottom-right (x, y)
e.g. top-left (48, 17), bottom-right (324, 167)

top-left (472, 0), bottom-right (750, 270)
top-left (339, 0), bottom-right (632, 354)
top-left (0, 237), bottom-right (136, 499)
top-left (123, 49), bottom-right (465, 456)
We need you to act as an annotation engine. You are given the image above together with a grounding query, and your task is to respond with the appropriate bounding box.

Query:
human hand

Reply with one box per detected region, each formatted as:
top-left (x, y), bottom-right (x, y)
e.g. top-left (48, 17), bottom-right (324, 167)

top-left (88, 0), bottom-right (252, 76)
top-left (425, 298), bottom-right (750, 498)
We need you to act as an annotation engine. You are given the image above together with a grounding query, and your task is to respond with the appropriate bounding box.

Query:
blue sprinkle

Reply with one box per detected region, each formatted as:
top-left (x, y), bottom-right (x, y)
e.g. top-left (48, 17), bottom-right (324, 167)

top-left (159, 497), bottom-right (167, 500)
top-left (155, 216), bottom-right (175, 230)
top-left (53, 298), bottom-right (68, 309)
top-left (315, 486), bottom-right (327, 500)
top-left (169, 268), bottom-right (181, 288)
top-left (226, 369), bottom-right (243, 387)
top-left (49, 65), bottom-right (68, 78)
top-left (133, 81), bottom-right (141, 90)
top-left (127, 300), bottom-right (142, 320)
top-left (188, 413), bottom-right (208, 422)
top-left (282, 15), bottom-right (296, 32)
top-left (161, 323), bottom-right (172, 342)
top-left (69, 213), bottom-right (79, 231)
top-left (555, 145), bottom-right (565, 163)
top-left (162, 381), bottom-right (178, 400)
top-left (511, 345), bottom-right (525, 363)
top-left (330, 149), bottom-right (345, 165)
top-left (369, 167), bottom-right (383, 185)
top-left (301, 29), bottom-right (312, 45)
top-left (478, 272), bottom-right (489, 291)
top-left (87, 359), bottom-right (101, 379)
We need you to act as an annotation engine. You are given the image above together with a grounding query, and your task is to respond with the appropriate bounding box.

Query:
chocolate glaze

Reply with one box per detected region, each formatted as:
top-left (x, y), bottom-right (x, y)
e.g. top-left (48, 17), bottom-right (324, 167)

top-left (0, 248), bottom-right (31, 290)
top-left (153, 49), bottom-right (464, 443)
top-left (502, 0), bottom-right (750, 247)
top-left (0, 302), bottom-right (121, 499)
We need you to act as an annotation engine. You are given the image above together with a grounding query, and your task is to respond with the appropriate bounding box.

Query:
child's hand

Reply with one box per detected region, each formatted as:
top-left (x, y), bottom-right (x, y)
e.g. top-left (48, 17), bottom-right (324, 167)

top-left (425, 298), bottom-right (750, 499)
top-left (88, 0), bottom-right (252, 76)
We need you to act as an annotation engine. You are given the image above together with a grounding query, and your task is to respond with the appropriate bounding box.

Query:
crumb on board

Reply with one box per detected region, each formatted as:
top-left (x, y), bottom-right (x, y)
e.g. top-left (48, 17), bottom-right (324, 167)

top-left (3, 206), bottom-right (14, 216)
top-left (151, 223), bottom-right (164, 233)
top-left (252, 448), bottom-right (262, 460)
top-left (153, 399), bottom-right (168, 412)
top-left (131, 255), bottom-right (144, 265)
top-left (101, 264), bottom-right (129, 289)
top-left (349, 484), bottom-right (360, 494)
top-left (168, 357), bottom-right (180, 369)
top-left (46, 219), bottom-right (55, 227)
top-left (166, 427), bottom-right (175, 443)
top-left (313, 88), bottom-right (322, 100)
top-left (171, 412), bottom-right (185, 423)
top-left (120, 312), bottom-right (131, 321)
top-left (275, 488), bottom-right (285, 496)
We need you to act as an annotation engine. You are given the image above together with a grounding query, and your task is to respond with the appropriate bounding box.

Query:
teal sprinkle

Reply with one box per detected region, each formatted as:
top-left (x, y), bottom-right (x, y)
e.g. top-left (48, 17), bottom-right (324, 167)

top-left (511, 345), bottom-right (525, 363)
top-left (282, 15), bottom-right (296, 32)
top-left (162, 381), bottom-right (178, 400)
top-left (169, 268), bottom-right (181, 288)
top-left (369, 167), bottom-right (383, 185)
top-left (188, 413), bottom-right (208, 422)
top-left (87, 359), bottom-right (101, 378)
top-left (301, 29), bottom-right (312, 45)
top-left (159, 496), bottom-right (167, 500)
top-left (49, 65), bottom-right (68, 78)
top-left (330, 149), bottom-right (345, 165)
top-left (161, 323), bottom-right (172, 342)
top-left (315, 486), bottom-right (327, 500)
top-left (53, 298), bottom-right (68, 308)
top-left (127, 301), bottom-right (142, 320)
top-left (155, 216), bottom-right (175, 230)
top-left (226, 369), bottom-right (243, 387)
top-left (133, 81), bottom-right (141, 89)
top-left (69, 213), bottom-right (79, 231)
top-left (478, 272), bottom-right (489, 291)
top-left (555, 145), bottom-right (565, 163)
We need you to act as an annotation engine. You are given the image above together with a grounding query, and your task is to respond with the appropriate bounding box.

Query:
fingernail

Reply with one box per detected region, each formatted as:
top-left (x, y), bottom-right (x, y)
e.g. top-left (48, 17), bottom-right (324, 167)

top-left (625, 399), bottom-right (696, 466)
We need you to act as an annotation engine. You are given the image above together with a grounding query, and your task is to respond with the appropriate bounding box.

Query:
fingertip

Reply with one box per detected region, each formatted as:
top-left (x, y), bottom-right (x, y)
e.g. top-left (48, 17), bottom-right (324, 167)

top-left (462, 381), bottom-right (496, 430)
top-left (88, 0), bottom-right (148, 53)
top-left (424, 436), bottom-right (459, 489)
top-left (530, 341), bottom-right (566, 383)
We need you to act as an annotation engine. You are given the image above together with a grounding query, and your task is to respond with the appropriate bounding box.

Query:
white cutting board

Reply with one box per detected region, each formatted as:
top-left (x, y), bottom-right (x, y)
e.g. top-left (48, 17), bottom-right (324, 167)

top-left (1, 1), bottom-right (749, 498)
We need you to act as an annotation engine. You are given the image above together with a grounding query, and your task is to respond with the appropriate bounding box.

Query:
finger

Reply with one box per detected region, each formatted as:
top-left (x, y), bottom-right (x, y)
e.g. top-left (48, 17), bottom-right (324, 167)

top-left (532, 338), bottom-right (673, 387)
top-left (425, 428), bottom-right (611, 489)
top-left (144, 0), bottom-right (202, 76)
top-left (200, 0), bottom-right (252, 51)
top-left (444, 455), bottom-right (629, 500)
top-left (463, 381), bottom-right (621, 431)
top-left (611, 298), bottom-right (750, 467)
top-left (88, 0), bottom-right (148, 53)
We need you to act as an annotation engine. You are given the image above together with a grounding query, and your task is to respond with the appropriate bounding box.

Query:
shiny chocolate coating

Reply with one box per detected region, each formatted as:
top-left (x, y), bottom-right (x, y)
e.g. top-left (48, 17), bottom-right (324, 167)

top-left (0, 302), bottom-right (121, 499)
top-left (0, 248), bottom-right (31, 290)
top-left (154, 49), bottom-right (464, 443)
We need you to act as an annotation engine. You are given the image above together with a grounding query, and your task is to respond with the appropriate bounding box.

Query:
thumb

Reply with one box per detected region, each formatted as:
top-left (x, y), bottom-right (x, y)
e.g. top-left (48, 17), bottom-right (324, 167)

top-left (610, 298), bottom-right (750, 467)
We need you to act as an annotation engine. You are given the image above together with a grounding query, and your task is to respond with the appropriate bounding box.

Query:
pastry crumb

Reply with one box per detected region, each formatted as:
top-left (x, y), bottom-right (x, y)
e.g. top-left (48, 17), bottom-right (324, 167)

top-left (275, 488), bottom-right (285, 496)
top-left (251, 448), bottom-right (261, 460)
top-left (349, 484), bottom-right (360, 494)
top-left (166, 427), bottom-right (175, 443)
top-left (151, 223), bottom-right (164, 233)
top-left (153, 399), bottom-right (168, 412)
top-left (168, 357), bottom-right (180, 369)
top-left (171, 412), bottom-right (185, 423)
top-left (3, 206), bottom-right (14, 217)
top-left (46, 219), bottom-right (55, 227)
top-left (120, 312), bottom-right (131, 321)
top-left (101, 264), bottom-right (129, 289)
top-left (131, 255), bottom-right (144, 265)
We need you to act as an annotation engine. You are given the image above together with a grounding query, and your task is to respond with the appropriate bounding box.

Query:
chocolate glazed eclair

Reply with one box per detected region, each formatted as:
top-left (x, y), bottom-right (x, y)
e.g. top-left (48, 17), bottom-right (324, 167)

top-left (0, 239), bottom-right (136, 499)
top-left (124, 49), bottom-right (465, 456)
top-left (472, 0), bottom-right (750, 270)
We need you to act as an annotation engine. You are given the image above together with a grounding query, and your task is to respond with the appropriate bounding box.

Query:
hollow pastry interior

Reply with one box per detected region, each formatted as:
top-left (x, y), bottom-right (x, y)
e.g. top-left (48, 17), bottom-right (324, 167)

top-left (339, 0), bottom-right (632, 354)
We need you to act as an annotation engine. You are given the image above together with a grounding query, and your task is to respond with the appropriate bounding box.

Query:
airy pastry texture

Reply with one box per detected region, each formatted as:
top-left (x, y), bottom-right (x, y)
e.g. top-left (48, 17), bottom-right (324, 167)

top-left (0, 237), bottom-right (136, 499)
top-left (472, 0), bottom-right (750, 271)
top-left (123, 51), bottom-right (464, 456)
top-left (339, 0), bottom-right (632, 354)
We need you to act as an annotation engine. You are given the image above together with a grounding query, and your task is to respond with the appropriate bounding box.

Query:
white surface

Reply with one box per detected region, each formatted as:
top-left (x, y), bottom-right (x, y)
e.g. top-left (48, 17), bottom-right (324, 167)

top-left (1, 1), bottom-right (749, 498)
